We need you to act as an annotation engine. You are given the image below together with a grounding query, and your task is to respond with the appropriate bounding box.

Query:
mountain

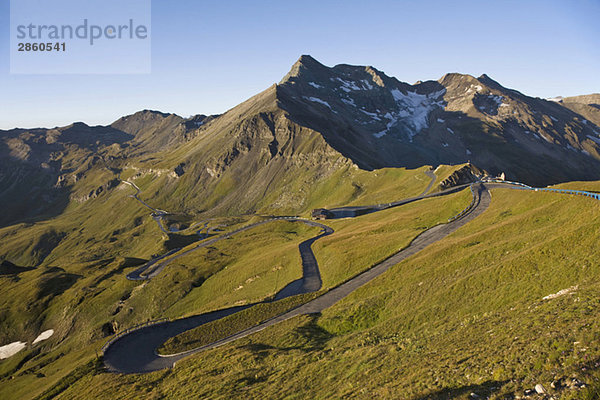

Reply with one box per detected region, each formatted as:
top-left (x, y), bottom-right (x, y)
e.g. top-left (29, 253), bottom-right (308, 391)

top-left (2, 55), bottom-right (600, 228)
top-left (105, 55), bottom-right (600, 218)
top-left (0, 111), bottom-right (213, 227)
top-left (0, 122), bottom-right (132, 227)
top-left (3, 56), bottom-right (600, 399)
top-left (276, 55), bottom-right (600, 184)
top-left (557, 94), bottom-right (600, 128)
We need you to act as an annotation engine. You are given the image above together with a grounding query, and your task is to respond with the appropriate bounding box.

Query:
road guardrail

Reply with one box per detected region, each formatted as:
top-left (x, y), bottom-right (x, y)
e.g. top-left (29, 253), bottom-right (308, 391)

top-left (101, 318), bottom-right (170, 354)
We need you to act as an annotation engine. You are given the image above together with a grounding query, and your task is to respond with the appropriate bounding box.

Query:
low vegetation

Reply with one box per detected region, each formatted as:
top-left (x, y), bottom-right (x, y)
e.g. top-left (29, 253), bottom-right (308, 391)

top-left (27, 184), bottom-right (600, 400)
top-left (0, 167), bottom-right (467, 399)
top-left (158, 292), bottom-right (320, 355)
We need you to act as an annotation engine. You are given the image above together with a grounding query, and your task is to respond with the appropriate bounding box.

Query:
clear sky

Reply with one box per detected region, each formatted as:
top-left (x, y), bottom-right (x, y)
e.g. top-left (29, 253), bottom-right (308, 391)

top-left (1, 0), bottom-right (599, 129)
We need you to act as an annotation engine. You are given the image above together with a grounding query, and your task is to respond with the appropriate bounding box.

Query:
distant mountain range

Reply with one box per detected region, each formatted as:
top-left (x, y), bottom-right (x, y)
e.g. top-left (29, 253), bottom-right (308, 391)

top-left (2, 55), bottom-right (600, 227)
top-left (277, 56), bottom-right (600, 180)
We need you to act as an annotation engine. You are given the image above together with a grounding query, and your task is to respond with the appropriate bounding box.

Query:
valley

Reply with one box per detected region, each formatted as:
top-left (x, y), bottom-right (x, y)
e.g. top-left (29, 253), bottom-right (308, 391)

top-left (1, 56), bottom-right (600, 399)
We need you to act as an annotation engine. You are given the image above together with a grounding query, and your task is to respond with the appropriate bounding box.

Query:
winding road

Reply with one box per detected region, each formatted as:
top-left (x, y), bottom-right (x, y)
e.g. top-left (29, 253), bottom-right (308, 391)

top-left (103, 171), bottom-right (471, 373)
top-left (126, 218), bottom-right (332, 281)
top-left (104, 173), bottom-right (600, 374)
top-left (122, 180), bottom-right (170, 234)
top-left (326, 169), bottom-right (470, 219)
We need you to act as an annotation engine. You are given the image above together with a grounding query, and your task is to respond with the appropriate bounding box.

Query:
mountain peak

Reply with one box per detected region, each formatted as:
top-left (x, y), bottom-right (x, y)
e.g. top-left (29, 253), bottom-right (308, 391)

top-left (438, 72), bottom-right (479, 86)
top-left (477, 73), bottom-right (502, 88)
top-left (136, 109), bottom-right (173, 118)
top-left (280, 55), bottom-right (328, 84)
top-left (296, 54), bottom-right (321, 67)
top-left (112, 110), bottom-right (175, 126)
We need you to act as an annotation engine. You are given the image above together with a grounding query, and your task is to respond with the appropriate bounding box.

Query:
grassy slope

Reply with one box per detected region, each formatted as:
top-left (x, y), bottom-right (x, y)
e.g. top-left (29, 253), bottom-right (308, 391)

top-left (302, 165), bottom-right (433, 210)
top-left (45, 184), bottom-right (600, 400)
top-left (158, 292), bottom-right (321, 355)
top-left (0, 166), bottom-right (438, 399)
top-left (0, 218), bottom-right (318, 400)
top-left (427, 164), bottom-right (468, 193)
top-left (157, 190), bottom-right (471, 355)
top-left (313, 189), bottom-right (472, 289)
top-left (126, 220), bottom-right (320, 321)
top-left (128, 162), bottom-right (435, 219)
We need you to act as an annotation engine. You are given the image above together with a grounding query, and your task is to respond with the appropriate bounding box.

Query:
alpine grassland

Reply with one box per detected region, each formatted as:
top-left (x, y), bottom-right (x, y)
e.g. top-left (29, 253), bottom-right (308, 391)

top-left (22, 184), bottom-right (600, 400)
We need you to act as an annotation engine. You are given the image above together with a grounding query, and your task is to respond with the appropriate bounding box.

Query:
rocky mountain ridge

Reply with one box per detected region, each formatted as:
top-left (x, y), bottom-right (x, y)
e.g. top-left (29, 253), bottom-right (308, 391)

top-left (275, 56), bottom-right (600, 183)
top-left (2, 55), bottom-right (600, 227)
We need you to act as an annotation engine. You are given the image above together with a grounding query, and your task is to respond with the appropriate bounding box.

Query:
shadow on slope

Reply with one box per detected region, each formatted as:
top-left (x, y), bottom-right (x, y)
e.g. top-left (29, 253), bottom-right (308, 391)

top-left (0, 124), bottom-right (134, 228)
top-left (413, 379), bottom-right (510, 400)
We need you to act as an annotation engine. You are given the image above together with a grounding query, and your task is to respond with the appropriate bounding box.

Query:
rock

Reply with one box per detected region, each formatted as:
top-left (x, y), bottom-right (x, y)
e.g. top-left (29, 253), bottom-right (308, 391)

top-left (572, 378), bottom-right (585, 389)
top-left (101, 320), bottom-right (119, 337)
top-left (550, 377), bottom-right (564, 389)
top-left (534, 384), bottom-right (547, 394)
top-left (438, 164), bottom-right (482, 190)
top-left (524, 389), bottom-right (534, 396)
top-left (566, 377), bottom-right (585, 389)
top-left (174, 163), bottom-right (185, 177)
top-left (469, 393), bottom-right (480, 399)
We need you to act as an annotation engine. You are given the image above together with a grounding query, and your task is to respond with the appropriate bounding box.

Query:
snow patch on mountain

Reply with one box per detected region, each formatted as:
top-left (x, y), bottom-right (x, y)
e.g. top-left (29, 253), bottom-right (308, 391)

top-left (466, 85), bottom-right (483, 94)
top-left (304, 96), bottom-right (332, 110)
top-left (361, 79), bottom-right (374, 90)
top-left (341, 97), bottom-right (356, 107)
top-left (360, 109), bottom-right (381, 120)
top-left (334, 77), bottom-right (362, 92)
top-left (373, 88), bottom-right (445, 141)
top-left (541, 134), bottom-right (553, 143)
top-left (308, 82), bottom-right (323, 89)
top-left (0, 341), bottom-right (26, 359)
top-left (33, 329), bottom-right (54, 344)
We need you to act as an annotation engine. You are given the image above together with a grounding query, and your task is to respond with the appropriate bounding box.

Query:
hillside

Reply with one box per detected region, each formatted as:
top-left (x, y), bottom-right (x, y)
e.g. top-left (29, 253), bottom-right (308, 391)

top-left (2, 56), bottom-right (600, 400)
top-left (5, 183), bottom-right (600, 400)
top-left (276, 56), bottom-right (600, 185)
top-left (3, 56), bottom-right (600, 230)
top-left (558, 94), bottom-right (600, 129)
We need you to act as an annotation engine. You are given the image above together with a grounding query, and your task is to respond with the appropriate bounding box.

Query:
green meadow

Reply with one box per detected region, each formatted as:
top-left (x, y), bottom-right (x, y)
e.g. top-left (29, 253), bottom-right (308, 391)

top-left (26, 184), bottom-right (600, 400)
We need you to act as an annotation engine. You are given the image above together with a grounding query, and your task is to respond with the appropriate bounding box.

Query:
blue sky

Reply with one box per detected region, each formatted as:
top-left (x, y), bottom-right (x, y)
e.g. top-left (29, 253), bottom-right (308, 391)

top-left (1, 0), bottom-right (599, 129)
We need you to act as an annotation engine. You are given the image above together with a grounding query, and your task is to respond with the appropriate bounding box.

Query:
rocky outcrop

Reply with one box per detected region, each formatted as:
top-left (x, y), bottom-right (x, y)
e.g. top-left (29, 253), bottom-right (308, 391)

top-left (438, 164), bottom-right (483, 190)
top-left (71, 179), bottom-right (120, 203)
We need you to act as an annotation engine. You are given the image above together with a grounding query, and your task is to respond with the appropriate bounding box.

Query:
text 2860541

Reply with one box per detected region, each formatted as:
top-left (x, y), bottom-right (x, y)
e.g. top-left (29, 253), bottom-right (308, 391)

top-left (18, 42), bottom-right (66, 52)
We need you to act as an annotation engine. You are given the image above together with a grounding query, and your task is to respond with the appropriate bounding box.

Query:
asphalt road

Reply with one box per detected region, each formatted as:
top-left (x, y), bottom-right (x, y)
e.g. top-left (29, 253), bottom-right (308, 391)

top-left (104, 218), bottom-right (333, 373)
top-left (327, 169), bottom-right (469, 218)
top-left (126, 218), bottom-right (332, 281)
top-left (103, 178), bottom-right (488, 374)
top-left (122, 180), bottom-right (170, 234)
top-left (104, 176), bottom-right (600, 374)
